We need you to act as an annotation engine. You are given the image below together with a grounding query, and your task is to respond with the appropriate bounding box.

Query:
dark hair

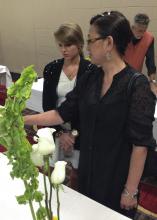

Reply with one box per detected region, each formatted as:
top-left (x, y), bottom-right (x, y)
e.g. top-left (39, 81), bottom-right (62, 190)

top-left (54, 23), bottom-right (84, 56)
top-left (90, 11), bottom-right (133, 56)
top-left (134, 13), bottom-right (150, 26)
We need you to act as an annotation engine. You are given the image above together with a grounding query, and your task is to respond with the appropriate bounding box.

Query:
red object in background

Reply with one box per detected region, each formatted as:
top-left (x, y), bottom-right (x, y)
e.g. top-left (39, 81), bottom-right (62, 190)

top-left (0, 84), bottom-right (7, 152)
top-left (0, 145), bottom-right (6, 152)
top-left (139, 182), bottom-right (157, 214)
top-left (0, 84), bottom-right (7, 106)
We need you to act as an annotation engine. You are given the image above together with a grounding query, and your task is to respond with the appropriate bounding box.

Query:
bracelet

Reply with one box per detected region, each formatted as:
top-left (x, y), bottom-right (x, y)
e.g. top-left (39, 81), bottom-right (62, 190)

top-left (122, 187), bottom-right (138, 199)
top-left (71, 129), bottom-right (79, 137)
top-left (150, 79), bottom-right (157, 84)
top-left (55, 130), bottom-right (64, 138)
top-left (55, 129), bottom-right (79, 138)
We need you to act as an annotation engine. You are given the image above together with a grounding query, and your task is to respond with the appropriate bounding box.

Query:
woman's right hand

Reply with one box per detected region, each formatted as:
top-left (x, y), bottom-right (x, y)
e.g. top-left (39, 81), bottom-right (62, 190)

top-left (58, 132), bottom-right (75, 151)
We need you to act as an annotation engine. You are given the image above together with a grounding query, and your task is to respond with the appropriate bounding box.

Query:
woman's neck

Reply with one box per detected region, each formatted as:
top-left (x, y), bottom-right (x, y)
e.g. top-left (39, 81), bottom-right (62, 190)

top-left (102, 57), bottom-right (126, 79)
top-left (100, 57), bottom-right (126, 97)
top-left (64, 55), bottom-right (80, 66)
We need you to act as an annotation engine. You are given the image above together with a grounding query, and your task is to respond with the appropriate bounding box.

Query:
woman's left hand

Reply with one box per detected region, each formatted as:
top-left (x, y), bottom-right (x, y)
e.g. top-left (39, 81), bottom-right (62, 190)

top-left (150, 81), bottom-right (157, 96)
top-left (120, 193), bottom-right (137, 210)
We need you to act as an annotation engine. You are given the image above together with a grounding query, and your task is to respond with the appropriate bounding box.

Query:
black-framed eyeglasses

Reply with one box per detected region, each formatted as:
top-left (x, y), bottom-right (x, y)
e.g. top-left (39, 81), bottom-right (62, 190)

top-left (86, 37), bottom-right (106, 45)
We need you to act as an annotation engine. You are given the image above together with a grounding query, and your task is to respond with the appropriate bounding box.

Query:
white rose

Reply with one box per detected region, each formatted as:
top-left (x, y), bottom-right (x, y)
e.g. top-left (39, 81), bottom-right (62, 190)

top-left (37, 127), bottom-right (56, 142)
top-left (30, 144), bottom-right (44, 167)
top-left (38, 137), bottom-right (55, 155)
top-left (33, 127), bottom-right (56, 155)
top-left (51, 161), bottom-right (67, 185)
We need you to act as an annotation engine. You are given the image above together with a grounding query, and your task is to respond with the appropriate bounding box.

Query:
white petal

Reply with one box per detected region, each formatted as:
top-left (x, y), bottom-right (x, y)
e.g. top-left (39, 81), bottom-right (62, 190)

top-left (30, 151), bottom-right (44, 167)
top-left (32, 144), bottom-right (39, 152)
top-left (33, 136), bottom-right (39, 142)
top-left (37, 127), bottom-right (56, 139)
top-left (38, 138), bottom-right (55, 155)
top-left (51, 161), bottom-right (67, 185)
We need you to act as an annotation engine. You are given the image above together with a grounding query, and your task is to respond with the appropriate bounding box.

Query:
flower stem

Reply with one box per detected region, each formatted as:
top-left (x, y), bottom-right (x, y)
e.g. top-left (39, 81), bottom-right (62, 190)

top-left (56, 185), bottom-right (60, 220)
top-left (46, 156), bottom-right (53, 220)
top-left (24, 180), bottom-right (36, 220)
top-left (43, 168), bottom-right (51, 219)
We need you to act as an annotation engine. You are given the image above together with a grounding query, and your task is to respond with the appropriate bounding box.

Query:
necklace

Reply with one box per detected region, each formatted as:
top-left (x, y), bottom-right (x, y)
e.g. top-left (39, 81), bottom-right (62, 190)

top-left (66, 72), bottom-right (75, 80)
top-left (63, 59), bottom-right (80, 80)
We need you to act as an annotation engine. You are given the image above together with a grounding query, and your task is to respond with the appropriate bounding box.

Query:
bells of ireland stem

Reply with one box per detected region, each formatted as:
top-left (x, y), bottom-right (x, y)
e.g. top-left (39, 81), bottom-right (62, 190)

top-left (34, 127), bottom-right (56, 156)
top-left (0, 105), bottom-right (5, 118)
top-left (51, 161), bottom-right (67, 185)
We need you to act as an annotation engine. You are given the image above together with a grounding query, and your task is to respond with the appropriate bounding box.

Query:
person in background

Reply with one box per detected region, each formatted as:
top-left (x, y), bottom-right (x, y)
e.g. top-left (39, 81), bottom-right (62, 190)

top-left (125, 13), bottom-right (157, 95)
top-left (24, 11), bottom-right (156, 218)
top-left (42, 23), bottom-right (91, 170)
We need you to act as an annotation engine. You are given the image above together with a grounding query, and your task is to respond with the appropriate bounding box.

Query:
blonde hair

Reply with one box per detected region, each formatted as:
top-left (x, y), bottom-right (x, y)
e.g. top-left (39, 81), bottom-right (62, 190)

top-left (54, 23), bottom-right (84, 56)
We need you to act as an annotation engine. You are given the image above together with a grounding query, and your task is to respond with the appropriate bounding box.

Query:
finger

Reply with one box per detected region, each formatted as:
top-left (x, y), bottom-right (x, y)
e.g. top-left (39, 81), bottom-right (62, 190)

top-left (125, 207), bottom-right (130, 210)
top-left (61, 135), bottom-right (75, 145)
top-left (60, 136), bottom-right (73, 145)
top-left (63, 140), bottom-right (74, 148)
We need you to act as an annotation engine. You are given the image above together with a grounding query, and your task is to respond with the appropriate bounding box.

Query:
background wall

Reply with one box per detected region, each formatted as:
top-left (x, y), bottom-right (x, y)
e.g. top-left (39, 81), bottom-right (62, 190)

top-left (0, 0), bottom-right (157, 76)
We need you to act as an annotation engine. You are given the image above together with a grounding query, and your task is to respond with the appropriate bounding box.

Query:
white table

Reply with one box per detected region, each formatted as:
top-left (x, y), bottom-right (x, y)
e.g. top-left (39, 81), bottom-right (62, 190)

top-left (26, 78), bottom-right (43, 112)
top-left (0, 65), bottom-right (12, 88)
top-left (0, 154), bottom-right (130, 220)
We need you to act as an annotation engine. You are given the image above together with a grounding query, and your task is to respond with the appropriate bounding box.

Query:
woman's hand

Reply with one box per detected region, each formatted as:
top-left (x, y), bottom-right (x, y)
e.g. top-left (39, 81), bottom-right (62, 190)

top-left (120, 190), bottom-right (138, 210)
top-left (58, 132), bottom-right (75, 151)
top-left (150, 81), bottom-right (157, 96)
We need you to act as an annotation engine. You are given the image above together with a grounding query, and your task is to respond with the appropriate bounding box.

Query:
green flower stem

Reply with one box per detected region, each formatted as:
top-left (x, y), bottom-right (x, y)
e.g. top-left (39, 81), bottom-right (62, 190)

top-left (56, 185), bottom-right (60, 220)
top-left (43, 171), bottom-right (50, 219)
top-left (0, 66), bottom-right (43, 220)
top-left (24, 180), bottom-right (36, 220)
top-left (49, 183), bottom-right (53, 220)
top-left (46, 156), bottom-right (53, 220)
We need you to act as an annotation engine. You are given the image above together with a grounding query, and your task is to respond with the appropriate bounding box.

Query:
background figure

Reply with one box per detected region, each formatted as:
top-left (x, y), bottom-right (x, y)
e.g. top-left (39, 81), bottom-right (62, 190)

top-left (42, 23), bottom-right (91, 170)
top-left (24, 11), bottom-right (156, 219)
top-left (124, 13), bottom-right (157, 95)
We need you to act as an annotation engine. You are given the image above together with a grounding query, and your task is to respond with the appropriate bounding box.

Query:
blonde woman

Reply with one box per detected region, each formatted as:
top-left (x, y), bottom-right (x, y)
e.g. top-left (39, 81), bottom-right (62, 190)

top-left (42, 23), bottom-right (92, 169)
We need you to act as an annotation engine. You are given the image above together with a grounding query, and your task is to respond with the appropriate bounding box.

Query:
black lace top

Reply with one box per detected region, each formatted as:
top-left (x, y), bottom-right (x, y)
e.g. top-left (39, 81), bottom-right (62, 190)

top-left (57, 65), bottom-right (156, 213)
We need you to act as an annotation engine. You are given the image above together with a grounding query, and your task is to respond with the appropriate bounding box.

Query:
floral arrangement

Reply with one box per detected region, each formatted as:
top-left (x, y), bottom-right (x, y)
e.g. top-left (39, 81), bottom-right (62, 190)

top-left (0, 65), bottom-right (66, 220)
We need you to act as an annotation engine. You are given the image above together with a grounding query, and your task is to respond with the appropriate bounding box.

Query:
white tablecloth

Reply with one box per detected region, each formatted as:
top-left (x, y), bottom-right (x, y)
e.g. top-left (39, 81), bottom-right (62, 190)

top-left (0, 65), bottom-right (12, 88)
top-left (26, 78), bottom-right (43, 112)
top-left (0, 154), bottom-right (130, 220)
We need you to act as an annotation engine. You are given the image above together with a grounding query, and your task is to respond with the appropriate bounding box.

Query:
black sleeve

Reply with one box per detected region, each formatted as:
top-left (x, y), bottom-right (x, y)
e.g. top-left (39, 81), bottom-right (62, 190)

top-left (57, 67), bottom-right (93, 123)
top-left (145, 40), bottom-right (156, 76)
top-left (42, 63), bottom-right (63, 133)
top-left (127, 75), bottom-right (156, 149)
top-left (42, 64), bottom-right (56, 111)
top-left (57, 86), bottom-right (79, 123)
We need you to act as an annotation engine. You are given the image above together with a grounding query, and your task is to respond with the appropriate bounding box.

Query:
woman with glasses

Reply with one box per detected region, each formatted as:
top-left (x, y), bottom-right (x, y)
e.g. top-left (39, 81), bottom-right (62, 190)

top-left (25, 11), bottom-right (156, 218)
top-left (42, 23), bottom-right (91, 171)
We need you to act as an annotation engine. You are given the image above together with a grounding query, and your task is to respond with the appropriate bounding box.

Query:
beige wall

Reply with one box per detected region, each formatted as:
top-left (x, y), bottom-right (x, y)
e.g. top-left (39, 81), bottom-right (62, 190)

top-left (0, 0), bottom-right (157, 76)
